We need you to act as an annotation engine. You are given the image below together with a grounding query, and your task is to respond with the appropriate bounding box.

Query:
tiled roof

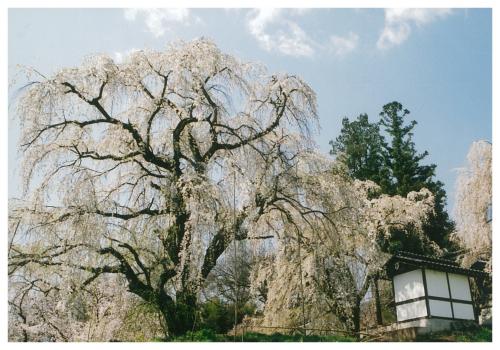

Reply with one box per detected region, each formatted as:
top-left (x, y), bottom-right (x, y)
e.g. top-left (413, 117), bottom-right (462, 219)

top-left (385, 251), bottom-right (489, 278)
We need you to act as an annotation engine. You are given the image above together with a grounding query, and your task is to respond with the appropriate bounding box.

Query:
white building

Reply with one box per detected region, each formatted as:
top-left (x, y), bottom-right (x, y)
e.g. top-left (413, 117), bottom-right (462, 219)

top-left (384, 251), bottom-right (488, 334)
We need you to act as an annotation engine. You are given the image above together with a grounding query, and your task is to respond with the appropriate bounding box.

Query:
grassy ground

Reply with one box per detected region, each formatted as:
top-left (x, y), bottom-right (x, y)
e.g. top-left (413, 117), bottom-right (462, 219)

top-left (415, 326), bottom-right (492, 342)
top-left (167, 329), bottom-right (355, 342)
top-left (163, 326), bottom-right (492, 342)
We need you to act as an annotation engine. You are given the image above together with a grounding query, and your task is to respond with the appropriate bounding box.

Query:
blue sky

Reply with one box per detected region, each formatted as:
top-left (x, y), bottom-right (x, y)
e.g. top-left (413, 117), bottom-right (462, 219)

top-left (8, 8), bottom-right (492, 215)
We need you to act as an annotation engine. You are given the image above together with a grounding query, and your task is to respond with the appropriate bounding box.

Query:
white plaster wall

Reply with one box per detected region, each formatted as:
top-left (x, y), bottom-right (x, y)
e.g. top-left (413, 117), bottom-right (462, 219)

top-left (453, 302), bottom-right (475, 320)
top-left (396, 300), bottom-right (428, 321)
top-left (425, 270), bottom-right (450, 298)
top-left (394, 270), bottom-right (425, 302)
top-left (448, 273), bottom-right (472, 301)
top-left (429, 299), bottom-right (453, 318)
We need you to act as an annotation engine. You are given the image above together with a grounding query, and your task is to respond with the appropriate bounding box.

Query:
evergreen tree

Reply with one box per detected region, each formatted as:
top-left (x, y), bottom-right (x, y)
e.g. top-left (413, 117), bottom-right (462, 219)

top-left (379, 102), bottom-right (455, 252)
top-left (329, 114), bottom-right (391, 192)
top-left (379, 102), bottom-right (434, 196)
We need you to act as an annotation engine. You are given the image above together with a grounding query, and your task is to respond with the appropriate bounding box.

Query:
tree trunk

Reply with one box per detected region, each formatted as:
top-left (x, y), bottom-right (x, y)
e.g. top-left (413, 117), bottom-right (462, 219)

top-left (352, 299), bottom-right (361, 340)
top-left (158, 291), bottom-right (197, 338)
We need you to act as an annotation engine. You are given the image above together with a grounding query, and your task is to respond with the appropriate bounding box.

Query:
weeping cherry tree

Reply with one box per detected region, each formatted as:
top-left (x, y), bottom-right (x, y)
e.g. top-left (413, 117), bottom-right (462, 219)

top-left (250, 157), bottom-right (436, 336)
top-left (454, 140), bottom-right (492, 270)
top-left (8, 39), bottom-right (319, 338)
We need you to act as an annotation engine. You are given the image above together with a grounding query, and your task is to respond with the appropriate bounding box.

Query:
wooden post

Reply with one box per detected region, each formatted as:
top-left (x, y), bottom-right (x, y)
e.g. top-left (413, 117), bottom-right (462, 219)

top-left (374, 277), bottom-right (383, 326)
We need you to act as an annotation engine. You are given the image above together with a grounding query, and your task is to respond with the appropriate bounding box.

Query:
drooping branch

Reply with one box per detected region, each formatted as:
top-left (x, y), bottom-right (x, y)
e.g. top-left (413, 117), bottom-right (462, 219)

top-left (202, 94), bottom-right (289, 162)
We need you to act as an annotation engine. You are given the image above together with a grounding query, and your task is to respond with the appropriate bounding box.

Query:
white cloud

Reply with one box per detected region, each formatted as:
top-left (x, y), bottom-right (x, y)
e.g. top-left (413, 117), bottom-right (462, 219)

top-left (275, 22), bottom-right (315, 57)
top-left (247, 8), bottom-right (281, 51)
top-left (124, 8), bottom-right (192, 38)
top-left (377, 8), bottom-right (452, 50)
top-left (329, 32), bottom-right (359, 56)
top-left (247, 9), bottom-right (315, 57)
top-left (123, 8), bottom-right (360, 59)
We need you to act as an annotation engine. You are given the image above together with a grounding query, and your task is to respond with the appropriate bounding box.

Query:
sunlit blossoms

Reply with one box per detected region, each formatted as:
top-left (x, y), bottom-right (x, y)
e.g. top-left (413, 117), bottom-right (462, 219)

top-left (10, 38), bottom-right (453, 341)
